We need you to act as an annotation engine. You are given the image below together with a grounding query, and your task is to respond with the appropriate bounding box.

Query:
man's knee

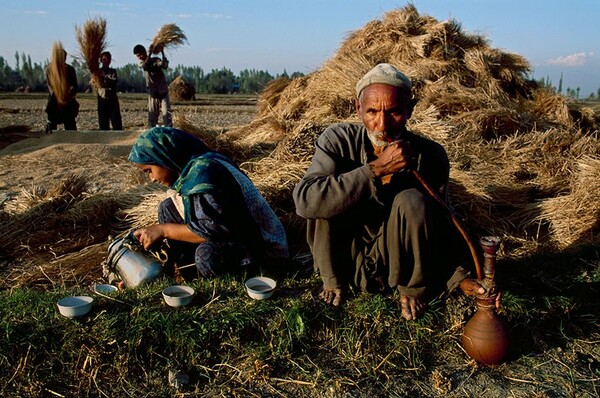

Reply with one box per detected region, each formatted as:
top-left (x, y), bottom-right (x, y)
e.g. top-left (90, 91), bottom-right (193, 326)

top-left (392, 188), bottom-right (426, 216)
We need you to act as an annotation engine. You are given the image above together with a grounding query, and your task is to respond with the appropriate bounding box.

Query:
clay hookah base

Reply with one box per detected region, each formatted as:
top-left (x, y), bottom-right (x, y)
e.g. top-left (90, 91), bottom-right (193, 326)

top-left (461, 297), bottom-right (510, 366)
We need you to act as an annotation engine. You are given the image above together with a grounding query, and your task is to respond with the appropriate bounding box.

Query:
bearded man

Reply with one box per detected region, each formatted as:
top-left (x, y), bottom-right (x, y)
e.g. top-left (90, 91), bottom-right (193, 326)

top-left (293, 63), bottom-right (487, 320)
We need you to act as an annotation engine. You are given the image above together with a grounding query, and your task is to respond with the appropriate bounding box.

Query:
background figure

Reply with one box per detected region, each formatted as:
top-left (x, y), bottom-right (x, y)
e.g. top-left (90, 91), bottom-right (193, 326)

top-left (97, 51), bottom-right (123, 130)
top-left (133, 44), bottom-right (172, 127)
top-left (45, 48), bottom-right (79, 133)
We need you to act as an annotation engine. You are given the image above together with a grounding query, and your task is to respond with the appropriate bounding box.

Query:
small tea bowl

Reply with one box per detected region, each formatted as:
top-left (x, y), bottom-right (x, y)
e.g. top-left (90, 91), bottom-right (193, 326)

top-left (162, 285), bottom-right (195, 307)
top-left (92, 283), bottom-right (118, 295)
top-left (245, 276), bottom-right (277, 300)
top-left (57, 296), bottom-right (94, 318)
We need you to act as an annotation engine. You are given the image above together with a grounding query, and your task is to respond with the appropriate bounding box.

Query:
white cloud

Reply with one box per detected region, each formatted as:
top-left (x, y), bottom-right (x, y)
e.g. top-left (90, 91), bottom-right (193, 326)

top-left (205, 48), bottom-right (241, 53)
top-left (199, 13), bottom-right (232, 19)
top-left (549, 52), bottom-right (593, 67)
top-left (23, 10), bottom-right (48, 15)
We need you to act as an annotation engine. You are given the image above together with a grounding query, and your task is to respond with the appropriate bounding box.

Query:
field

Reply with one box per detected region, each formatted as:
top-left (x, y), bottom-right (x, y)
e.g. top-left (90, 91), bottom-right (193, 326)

top-left (0, 93), bottom-right (599, 397)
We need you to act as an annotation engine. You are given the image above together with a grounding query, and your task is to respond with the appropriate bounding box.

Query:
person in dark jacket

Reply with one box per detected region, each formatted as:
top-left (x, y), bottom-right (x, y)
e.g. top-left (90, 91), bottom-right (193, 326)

top-left (97, 51), bottom-right (123, 130)
top-left (133, 44), bottom-right (172, 127)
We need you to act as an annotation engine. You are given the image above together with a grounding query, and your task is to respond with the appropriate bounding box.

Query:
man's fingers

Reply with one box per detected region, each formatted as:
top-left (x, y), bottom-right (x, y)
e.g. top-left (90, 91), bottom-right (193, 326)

top-left (495, 291), bottom-right (502, 309)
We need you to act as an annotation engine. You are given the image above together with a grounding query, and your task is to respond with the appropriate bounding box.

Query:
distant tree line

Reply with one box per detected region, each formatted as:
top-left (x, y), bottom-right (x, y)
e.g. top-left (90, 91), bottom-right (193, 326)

top-left (537, 73), bottom-right (600, 100)
top-left (4, 52), bottom-right (598, 100)
top-left (0, 52), bottom-right (304, 95)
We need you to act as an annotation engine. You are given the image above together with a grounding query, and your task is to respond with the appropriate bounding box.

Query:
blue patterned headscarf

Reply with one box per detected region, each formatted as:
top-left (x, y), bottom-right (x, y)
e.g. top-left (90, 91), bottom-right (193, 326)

top-left (128, 127), bottom-right (211, 173)
top-left (128, 127), bottom-right (238, 215)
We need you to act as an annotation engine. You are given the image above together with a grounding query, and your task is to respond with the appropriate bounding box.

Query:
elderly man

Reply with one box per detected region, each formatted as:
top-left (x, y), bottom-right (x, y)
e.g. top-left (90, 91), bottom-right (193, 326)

top-left (293, 63), bottom-right (487, 320)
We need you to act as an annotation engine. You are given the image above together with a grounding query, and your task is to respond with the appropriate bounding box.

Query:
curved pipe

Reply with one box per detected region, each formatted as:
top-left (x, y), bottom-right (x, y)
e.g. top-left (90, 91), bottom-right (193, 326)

top-left (411, 170), bottom-right (483, 280)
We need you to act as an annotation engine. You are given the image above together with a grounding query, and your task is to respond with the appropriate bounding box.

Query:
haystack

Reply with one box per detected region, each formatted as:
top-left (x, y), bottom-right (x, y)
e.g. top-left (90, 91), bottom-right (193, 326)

top-left (224, 4), bottom-right (599, 249)
top-left (75, 16), bottom-right (108, 91)
top-left (169, 75), bottom-right (195, 101)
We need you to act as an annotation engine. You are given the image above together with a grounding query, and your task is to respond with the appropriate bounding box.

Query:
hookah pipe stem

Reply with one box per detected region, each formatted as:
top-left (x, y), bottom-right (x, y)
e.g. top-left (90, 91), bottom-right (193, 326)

top-left (411, 169), bottom-right (483, 280)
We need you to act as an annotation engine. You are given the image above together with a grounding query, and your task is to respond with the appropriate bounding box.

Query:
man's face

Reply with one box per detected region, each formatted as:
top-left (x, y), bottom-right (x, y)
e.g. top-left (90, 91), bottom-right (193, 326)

top-left (136, 164), bottom-right (178, 187)
top-left (100, 54), bottom-right (111, 67)
top-left (356, 84), bottom-right (411, 145)
top-left (135, 52), bottom-right (147, 62)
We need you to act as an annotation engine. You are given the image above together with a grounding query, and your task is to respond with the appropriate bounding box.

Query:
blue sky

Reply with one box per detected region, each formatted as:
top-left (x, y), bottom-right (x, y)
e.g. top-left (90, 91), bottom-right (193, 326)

top-left (2, 0), bottom-right (599, 96)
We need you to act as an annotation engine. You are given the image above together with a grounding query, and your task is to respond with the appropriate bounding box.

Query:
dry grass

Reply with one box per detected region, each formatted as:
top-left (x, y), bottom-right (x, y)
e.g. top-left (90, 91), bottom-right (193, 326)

top-left (536, 155), bottom-right (600, 248)
top-left (75, 16), bottom-right (108, 91)
top-left (47, 42), bottom-right (70, 105)
top-left (3, 3), bottom-right (598, 288)
top-left (150, 23), bottom-right (188, 54)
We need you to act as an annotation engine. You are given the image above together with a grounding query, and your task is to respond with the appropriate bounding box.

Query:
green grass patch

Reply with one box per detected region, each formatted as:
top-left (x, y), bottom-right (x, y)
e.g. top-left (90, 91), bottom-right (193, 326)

top-left (1, 245), bottom-right (598, 396)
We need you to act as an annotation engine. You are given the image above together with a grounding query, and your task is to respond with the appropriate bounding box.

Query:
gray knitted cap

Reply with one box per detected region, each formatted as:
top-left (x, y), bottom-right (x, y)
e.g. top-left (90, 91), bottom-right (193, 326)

top-left (355, 63), bottom-right (412, 98)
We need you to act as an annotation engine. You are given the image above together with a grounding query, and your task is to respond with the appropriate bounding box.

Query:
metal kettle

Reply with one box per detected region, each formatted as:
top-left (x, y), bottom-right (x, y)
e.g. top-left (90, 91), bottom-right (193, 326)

top-left (104, 232), bottom-right (165, 288)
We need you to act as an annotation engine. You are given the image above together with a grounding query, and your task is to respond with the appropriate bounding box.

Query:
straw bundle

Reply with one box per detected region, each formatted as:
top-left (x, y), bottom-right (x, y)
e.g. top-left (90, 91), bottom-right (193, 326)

top-left (537, 156), bottom-right (600, 248)
top-left (172, 112), bottom-right (257, 162)
top-left (150, 23), bottom-right (188, 54)
top-left (47, 42), bottom-right (70, 106)
top-left (75, 16), bottom-right (108, 91)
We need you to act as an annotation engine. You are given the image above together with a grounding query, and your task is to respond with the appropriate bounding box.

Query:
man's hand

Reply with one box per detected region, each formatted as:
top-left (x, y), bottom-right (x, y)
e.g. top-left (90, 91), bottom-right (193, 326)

top-left (319, 286), bottom-right (344, 307)
top-left (460, 278), bottom-right (502, 309)
top-left (369, 140), bottom-right (417, 179)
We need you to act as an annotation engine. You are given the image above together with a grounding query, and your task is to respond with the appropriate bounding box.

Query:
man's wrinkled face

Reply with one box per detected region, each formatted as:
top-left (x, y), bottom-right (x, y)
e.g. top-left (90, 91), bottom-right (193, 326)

top-left (356, 84), bottom-right (411, 147)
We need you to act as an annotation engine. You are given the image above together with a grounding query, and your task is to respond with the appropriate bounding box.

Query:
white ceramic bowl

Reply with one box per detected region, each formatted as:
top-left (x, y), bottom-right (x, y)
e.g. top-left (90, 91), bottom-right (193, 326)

top-left (162, 285), bottom-right (195, 307)
top-left (92, 283), bottom-right (118, 295)
top-left (245, 276), bottom-right (277, 300)
top-left (57, 296), bottom-right (94, 318)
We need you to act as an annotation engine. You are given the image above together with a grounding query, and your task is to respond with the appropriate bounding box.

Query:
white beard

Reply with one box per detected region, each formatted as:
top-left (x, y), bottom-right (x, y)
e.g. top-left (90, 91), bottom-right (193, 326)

top-left (367, 130), bottom-right (403, 148)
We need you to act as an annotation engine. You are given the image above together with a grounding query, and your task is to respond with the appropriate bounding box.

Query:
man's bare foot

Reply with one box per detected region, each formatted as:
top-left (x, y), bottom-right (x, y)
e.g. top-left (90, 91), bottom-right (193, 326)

top-left (319, 286), bottom-right (344, 307)
top-left (400, 295), bottom-right (426, 320)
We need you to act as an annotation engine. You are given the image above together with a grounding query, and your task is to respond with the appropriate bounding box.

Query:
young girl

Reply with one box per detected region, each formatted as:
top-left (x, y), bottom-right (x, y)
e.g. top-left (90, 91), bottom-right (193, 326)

top-left (128, 127), bottom-right (288, 278)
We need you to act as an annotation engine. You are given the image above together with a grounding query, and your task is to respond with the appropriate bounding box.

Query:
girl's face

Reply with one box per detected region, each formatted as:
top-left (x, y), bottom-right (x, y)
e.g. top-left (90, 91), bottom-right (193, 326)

top-left (136, 164), bottom-right (178, 187)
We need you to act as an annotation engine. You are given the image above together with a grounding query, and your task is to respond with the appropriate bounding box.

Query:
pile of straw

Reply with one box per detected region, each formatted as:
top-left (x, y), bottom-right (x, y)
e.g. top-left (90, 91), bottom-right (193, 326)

top-left (47, 42), bottom-right (70, 105)
top-left (225, 4), bottom-right (599, 250)
top-left (0, 174), bottom-right (154, 288)
top-left (75, 16), bottom-right (108, 91)
top-left (150, 23), bottom-right (188, 54)
top-left (169, 75), bottom-right (195, 101)
top-left (537, 155), bottom-right (600, 248)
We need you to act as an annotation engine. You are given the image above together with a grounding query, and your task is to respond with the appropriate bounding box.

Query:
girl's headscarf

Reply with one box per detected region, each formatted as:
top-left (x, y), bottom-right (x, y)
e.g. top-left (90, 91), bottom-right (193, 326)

top-left (128, 127), bottom-right (210, 173)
